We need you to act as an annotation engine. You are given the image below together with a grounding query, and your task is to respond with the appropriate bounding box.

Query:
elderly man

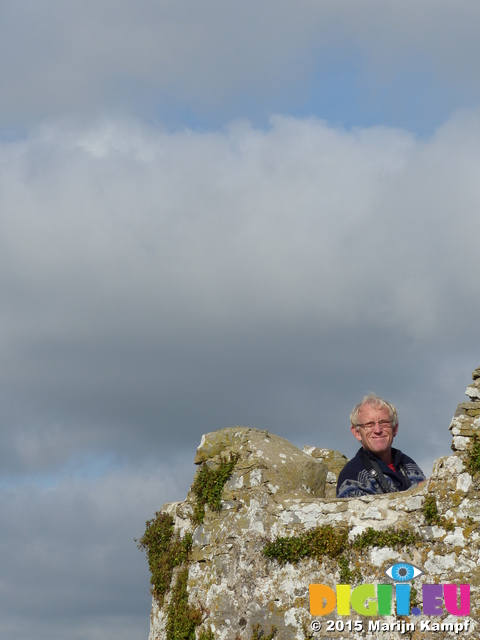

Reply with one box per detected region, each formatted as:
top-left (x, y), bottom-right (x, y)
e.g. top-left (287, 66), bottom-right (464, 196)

top-left (336, 394), bottom-right (426, 498)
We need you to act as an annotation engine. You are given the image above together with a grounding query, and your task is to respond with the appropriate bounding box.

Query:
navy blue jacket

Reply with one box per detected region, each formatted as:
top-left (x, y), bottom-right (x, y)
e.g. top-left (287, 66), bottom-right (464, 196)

top-left (336, 447), bottom-right (426, 498)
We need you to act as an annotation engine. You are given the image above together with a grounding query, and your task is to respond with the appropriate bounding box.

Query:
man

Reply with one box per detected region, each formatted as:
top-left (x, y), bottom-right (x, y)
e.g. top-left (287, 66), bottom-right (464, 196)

top-left (336, 394), bottom-right (426, 498)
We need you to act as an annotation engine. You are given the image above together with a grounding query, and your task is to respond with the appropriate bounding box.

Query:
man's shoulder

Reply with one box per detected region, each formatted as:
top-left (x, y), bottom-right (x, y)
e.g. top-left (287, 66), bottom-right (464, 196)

top-left (394, 450), bottom-right (416, 464)
top-left (337, 448), bottom-right (364, 480)
top-left (337, 447), bottom-right (365, 492)
top-left (336, 452), bottom-right (383, 498)
top-left (393, 449), bottom-right (426, 482)
top-left (336, 445), bottom-right (426, 499)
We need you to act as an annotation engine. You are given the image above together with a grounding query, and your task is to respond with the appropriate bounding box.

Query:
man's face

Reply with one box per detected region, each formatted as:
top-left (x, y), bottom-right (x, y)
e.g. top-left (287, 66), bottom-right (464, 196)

top-left (351, 403), bottom-right (398, 459)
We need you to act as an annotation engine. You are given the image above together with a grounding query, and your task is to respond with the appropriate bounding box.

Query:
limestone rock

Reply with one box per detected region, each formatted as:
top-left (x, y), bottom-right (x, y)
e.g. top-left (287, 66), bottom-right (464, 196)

top-left (194, 426), bottom-right (327, 499)
top-left (451, 398), bottom-right (480, 455)
top-left (302, 446), bottom-right (347, 498)
top-left (466, 379), bottom-right (480, 400)
top-left (455, 401), bottom-right (480, 418)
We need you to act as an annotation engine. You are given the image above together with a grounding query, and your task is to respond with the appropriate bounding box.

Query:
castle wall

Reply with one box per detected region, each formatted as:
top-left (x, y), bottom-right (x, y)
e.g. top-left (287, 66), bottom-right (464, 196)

top-left (147, 367), bottom-right (480, 640)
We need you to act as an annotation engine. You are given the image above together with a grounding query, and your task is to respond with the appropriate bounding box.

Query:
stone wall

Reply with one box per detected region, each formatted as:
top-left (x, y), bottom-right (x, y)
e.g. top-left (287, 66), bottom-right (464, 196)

top-left (146, 367), bottom-right (480, 640)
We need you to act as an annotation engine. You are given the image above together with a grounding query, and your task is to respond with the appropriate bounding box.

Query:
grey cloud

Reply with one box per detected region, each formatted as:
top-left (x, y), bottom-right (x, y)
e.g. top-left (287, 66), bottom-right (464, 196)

top-left (0, 462), bottom-right (191, 640)
top-left (1, 2), bottom-right (480, 128)
top-left (0, 113), bottom-right (478, 477)
top-left (0, 112), bottom-right (478, 640)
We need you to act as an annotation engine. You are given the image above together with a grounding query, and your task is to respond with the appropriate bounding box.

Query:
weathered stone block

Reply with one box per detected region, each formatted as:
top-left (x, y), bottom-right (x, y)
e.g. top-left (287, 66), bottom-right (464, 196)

top-left (302, 446), bottom-right (347, 498)
top-left (466, 379), bottom-right (480, 400)
top-left (194, 427), bottom-right (327, 500)
top-left (449, 414), bottom-right (480, 437)
top-left (455, 401), bottom-right (480, 418)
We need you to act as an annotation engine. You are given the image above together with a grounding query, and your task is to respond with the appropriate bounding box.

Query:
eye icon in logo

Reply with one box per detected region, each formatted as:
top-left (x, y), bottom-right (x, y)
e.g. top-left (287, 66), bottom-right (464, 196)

top-left (385, 563), bottom-right (423, 582)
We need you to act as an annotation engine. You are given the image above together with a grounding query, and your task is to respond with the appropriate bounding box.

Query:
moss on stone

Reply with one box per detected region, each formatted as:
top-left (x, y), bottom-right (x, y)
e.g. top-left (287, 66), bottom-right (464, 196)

top-left (422, 494), bottom-right (454, 530)
top-left (251, 622), bottom-right (277, 639)
top-left (137, 511), bottom-right (192, 605)
top-left (338, 553), bottom-right (361, 584)
top-left (263, 524), bottom-right (421, 587)
top-left (165, 566), bottom-right (203, 640)
top-left (423, 495), bottom-right (440, 525)
top-left (138, 511), bottom-right (213, 639)
top-left (192, 452), bottom-right (240, 525)
top-left (466, 434), bottom-right (480, 476)
top-left (410, 585), bottom-right (419, 610)
top-left (263, 525), bottom-right (348, 564)
top-left (351, 526), bottom-right (422, 550)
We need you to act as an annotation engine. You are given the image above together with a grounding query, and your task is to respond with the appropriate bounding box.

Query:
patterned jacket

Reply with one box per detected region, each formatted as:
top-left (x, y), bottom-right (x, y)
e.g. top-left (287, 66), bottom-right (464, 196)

top-left (336, 447), bottom-right (426, 498)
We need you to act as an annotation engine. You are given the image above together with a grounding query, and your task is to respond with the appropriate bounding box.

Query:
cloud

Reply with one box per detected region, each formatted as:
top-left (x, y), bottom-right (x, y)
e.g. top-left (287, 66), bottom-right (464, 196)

top-left (0, 110), bottom-right (478, 638)
top-left (1, 2), bottom-right (480, 129)
top-left (0, 112), bottom-right (478, 478)
top-left (1, 6), bottom-right (479, 638)
top-left (0, 460), bottom-right (191, 640)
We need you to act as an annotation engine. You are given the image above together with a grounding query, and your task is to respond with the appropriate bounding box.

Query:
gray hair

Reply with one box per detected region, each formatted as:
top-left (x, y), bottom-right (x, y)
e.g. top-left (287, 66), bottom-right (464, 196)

top-left (350, 394), bottom-right (398, 429)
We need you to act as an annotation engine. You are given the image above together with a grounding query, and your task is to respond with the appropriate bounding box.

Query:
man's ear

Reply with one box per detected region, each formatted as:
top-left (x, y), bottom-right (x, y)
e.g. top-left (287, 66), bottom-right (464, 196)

top-left (351, 424), bottom-right (362, 442)
top-left (392, 421), bottom-right (399, 438)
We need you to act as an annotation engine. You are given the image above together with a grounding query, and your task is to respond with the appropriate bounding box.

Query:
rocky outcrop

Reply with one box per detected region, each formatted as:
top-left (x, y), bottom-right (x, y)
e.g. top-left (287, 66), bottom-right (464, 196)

top-left (146, 368), bottom-right (480, 640)
top-left (301, 447), bottom-right (348, 498)
top-left (193, 427), bottom-right (328, 500)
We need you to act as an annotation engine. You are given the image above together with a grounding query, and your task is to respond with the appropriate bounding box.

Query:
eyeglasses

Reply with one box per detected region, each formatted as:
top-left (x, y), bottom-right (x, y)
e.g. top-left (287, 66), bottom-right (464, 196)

top-left (356, 420), bottom-right (393, 431)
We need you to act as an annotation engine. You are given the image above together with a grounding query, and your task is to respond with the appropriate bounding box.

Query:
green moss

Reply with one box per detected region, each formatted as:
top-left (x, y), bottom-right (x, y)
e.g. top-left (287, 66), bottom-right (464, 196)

top-left (423, 495), bottom-right (440, 525)
top-left (410, 586), bottom-right (419, 610)
top-left (422, 495), bottom-right (455, 531)
top-left (351, 526), bottom-right (421, 550)
top-left (251, 623), bottom-right (277, 639)
top-left (444, 519), bottom-right (455, 532)
top-left (337, 554), bottom-right (352, 583)
top-left (466, 434), bottom-right (480, 476)
top-left (192, 452), bottom-right (240, 525)
top-left (264, 524), bottom-right (421, 581)
top-left (165, 567), bottom-right (203, 640)
top-left (138, 455), bottom-right (240, 635)
top-left (338, 554), bottom-right (361, 585)
top-left (263, 525), bottom-right (348, 564)
top-left (198, 629), bottom-right (215, 640)
top-left (138, 513), bottom-right (209, 639)
top-left (136, 511), bottom-right (192, 605)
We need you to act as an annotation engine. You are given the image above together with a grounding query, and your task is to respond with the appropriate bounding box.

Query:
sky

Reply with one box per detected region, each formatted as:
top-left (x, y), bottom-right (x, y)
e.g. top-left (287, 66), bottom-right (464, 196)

top-left (1, 2), bottom-right (480, 638)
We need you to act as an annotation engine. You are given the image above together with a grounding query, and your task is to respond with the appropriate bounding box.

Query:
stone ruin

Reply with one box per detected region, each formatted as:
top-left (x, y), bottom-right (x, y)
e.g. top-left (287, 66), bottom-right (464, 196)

top-left (146, 367), bottom-right (480, 639)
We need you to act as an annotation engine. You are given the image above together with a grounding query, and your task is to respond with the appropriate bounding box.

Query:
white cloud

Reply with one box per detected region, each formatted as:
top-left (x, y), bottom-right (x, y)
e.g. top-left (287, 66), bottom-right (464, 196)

top-left (0, 112), bottom-right (478, 475)
top-left (0, 110), bottom-right (478, 639)
top-left (1, 113), bottom-right (478, 333)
